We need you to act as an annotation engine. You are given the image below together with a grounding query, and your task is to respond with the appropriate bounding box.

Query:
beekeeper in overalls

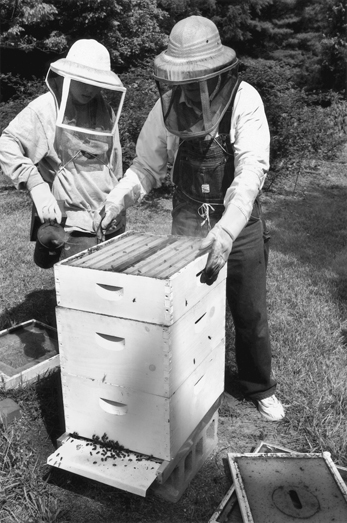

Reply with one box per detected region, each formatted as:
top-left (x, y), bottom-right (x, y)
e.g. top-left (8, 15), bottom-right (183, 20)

top-left (0, 39), bottom-right (126, 268)
top-left (95, 16), bottom-right (285, 421)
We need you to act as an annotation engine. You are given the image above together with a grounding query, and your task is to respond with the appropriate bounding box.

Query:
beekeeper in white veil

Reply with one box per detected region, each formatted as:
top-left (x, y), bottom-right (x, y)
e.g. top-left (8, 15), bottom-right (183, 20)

top-left (0, 39), bottom-right (126, 268)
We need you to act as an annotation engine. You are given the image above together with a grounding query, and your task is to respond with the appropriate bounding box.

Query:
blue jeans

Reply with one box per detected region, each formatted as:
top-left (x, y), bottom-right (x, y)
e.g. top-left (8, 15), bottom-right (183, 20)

top-left (171, 189), bottom-right (276, 400)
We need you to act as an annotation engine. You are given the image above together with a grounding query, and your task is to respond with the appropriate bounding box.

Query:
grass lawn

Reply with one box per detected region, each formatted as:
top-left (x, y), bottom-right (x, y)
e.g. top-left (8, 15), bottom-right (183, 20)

top-left (1, 146), bottom-right (347, 522)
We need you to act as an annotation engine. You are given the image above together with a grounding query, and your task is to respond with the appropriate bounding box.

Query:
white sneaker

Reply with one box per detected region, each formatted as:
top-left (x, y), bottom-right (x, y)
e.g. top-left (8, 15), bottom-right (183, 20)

top-left (257, 395), bottom-right (285, 421)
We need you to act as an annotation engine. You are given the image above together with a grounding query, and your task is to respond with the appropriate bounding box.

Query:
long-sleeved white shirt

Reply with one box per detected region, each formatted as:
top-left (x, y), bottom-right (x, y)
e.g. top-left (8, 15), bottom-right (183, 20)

top-left (115, 80), bottom-right (270, 225)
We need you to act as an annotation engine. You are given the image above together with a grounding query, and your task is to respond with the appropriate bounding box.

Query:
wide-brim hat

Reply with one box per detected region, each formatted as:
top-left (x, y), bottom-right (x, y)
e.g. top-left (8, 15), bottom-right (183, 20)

top-left (50, 39), bottom-right (123, 89)
top-left (154, 16), bottom-right (237, 82)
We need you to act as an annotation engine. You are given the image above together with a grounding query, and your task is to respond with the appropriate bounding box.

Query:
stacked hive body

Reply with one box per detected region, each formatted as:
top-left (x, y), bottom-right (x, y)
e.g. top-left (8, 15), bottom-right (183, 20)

top-left (55, 231), bottom-right (226, 462)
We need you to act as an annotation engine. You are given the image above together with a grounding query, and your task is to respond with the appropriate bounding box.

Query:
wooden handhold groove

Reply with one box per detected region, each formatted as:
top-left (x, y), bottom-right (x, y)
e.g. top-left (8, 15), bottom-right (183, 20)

top-left (95, 283), bottom-right (124, 301)
top-left (95, 333), bottom-right (125, 351)
top-left (99, 398), bottom-right (128, 415)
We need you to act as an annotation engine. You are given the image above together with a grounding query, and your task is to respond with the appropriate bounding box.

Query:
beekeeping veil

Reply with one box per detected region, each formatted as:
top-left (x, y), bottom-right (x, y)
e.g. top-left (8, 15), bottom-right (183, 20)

top-left (154, 16), bottom-right (239, 140)
top-left (46, 39), bottom-right (126, 168)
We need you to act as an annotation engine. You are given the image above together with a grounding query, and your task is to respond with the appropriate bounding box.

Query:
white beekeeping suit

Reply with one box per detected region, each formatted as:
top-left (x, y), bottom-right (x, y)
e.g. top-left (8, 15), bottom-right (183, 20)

top-left (44, 40), bottom-right (126, 233)
top-left (0, 39), bottom-right (127, 267)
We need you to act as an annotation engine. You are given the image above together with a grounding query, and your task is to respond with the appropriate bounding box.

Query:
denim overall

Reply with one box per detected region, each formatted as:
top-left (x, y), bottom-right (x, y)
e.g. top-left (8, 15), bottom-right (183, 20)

top-left (171, 94), bottom-right (276, 400)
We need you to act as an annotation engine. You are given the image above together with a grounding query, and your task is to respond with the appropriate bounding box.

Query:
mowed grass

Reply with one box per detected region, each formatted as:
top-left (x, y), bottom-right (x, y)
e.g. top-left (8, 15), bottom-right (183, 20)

top-left (263, 160), bottom-right (347, 461)
top-left (1, 149), bottom-right (347, 521)
top-left (0, 184), bottom-right (56, 329)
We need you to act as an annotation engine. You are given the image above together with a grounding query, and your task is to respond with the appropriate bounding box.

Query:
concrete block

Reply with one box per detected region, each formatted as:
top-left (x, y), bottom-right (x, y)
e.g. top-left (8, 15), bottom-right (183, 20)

top-left (150, 408), bottom-right (219, 503)
top-left (0, 398), bottom-right (21, 425)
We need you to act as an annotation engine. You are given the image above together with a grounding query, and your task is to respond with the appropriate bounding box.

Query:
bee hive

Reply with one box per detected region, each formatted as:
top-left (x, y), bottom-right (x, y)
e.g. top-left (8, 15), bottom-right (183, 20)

top-left (54, 230), bottom-right (224, 324)
top-left (55, 231), bottom-right (226, 461)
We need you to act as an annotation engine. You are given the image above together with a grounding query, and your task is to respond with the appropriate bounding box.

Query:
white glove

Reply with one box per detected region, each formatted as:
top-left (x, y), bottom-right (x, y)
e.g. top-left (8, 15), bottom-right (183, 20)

top-left (199, 202), bottom-right (248, 285)
top-left (30, 183), bottom-right (62, 223)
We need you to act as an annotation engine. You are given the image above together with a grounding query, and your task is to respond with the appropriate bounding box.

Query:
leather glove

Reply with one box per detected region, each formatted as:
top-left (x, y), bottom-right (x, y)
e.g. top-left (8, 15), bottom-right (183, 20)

top-left (93, 170), bottom-right (144, 241)
top-left (30, 183), bottom-right (62, 223)
top-left (93, 204), bottom-right (124, 242)
top-left (199, 224), bottom-right (234, 285)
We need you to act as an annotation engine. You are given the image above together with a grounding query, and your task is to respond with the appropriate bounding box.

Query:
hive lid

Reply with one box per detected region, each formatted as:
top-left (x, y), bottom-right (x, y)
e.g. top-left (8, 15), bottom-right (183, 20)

top-left (58, 231), bottom-right (204, 278)
top-left (228, 452), bottom-right (347, 522)
top-left (0, 320), bottom-right (59, 390)
top-left (47, 434), bottom-right (162, 497)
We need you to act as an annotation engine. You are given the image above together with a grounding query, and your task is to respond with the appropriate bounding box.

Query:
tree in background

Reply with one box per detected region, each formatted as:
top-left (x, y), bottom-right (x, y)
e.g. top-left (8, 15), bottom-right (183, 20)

top-left (104, 0), bottom-right (168, 66)
top-left (241, 0), bottom-right (347, 95)
top-left (1, 0), bottom-right (346, 88)
top-left (318, 0), bottom-right (347, 95)
top-left (0, 0), bottom-right (62, 50)
top-left (0, 0), bottom-right (346, 185)
top-left (0, 0), bottom-right (168, 66)
top-left (213, 0), bottom-right (274, 54)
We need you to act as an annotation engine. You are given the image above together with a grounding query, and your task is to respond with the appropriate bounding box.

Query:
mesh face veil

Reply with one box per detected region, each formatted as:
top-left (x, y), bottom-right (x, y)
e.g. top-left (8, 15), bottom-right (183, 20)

top-left (154, 16), bottom-right (239, 139)
top-left (154, 63), bottom-right (239, 139)
top-left (46, 40), bottom-right (126, 166)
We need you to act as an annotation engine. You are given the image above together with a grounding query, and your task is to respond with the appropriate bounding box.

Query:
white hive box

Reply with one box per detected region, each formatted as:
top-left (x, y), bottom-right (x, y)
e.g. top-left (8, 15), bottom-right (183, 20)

top-left (56, 281), bottom-right (225, 396)
top-left (54, 231), bottom-right (227, 325)
top-left (62, 341), bottom-right (224, 461)
top-left (55, 231), bottom-right (227, 461)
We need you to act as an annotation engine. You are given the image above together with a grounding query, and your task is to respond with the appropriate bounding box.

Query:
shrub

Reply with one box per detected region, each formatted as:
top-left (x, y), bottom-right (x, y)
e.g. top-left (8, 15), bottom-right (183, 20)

top-left (242, 58), bottom-right (347, 189)
top-left (118, 63), bottom-right (159, 171)
top-left (0, 74), bottom-right (46, 134)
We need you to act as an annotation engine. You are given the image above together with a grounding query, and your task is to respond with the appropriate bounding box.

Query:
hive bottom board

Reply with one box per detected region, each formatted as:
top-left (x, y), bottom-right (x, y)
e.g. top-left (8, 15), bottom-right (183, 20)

top-left (0, 320), bottom-right (59, 389)
top-left (48, 434), bottom-right (162, 497)
top-left (62, 342), bottom-right (224, 461)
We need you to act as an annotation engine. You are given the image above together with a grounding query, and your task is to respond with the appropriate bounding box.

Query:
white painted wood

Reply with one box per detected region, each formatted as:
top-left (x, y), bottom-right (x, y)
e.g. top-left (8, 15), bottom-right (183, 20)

top-left (61, 342), bottom-right (224, 461)
top-left (0, 354), bottom-right (60, 390)
top-left (54, 232), bottom-right (227, 326)
top-left (47, 434), bottom-right (161, 496)
top-left (0, 319), bottom-right (60, 390)
top-left (56, 281), bottom-right (225, 396)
